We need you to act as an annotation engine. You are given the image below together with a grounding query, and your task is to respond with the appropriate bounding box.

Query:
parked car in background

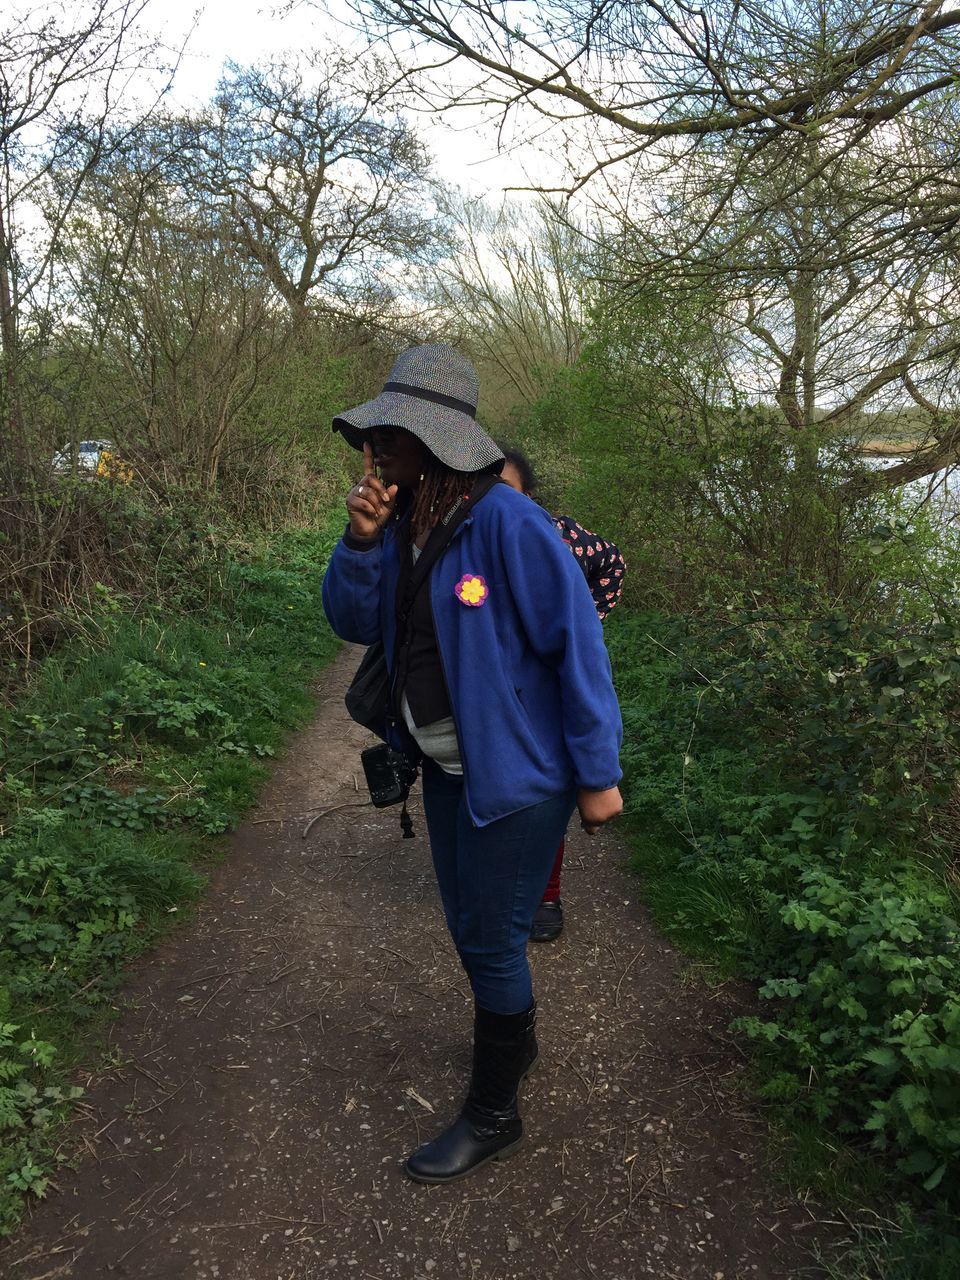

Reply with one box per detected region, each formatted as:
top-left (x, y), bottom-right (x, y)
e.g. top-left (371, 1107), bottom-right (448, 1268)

top-left (52, 440), bottom-right (113, 473)
top-left (52, 440), bottom-right (134, 482)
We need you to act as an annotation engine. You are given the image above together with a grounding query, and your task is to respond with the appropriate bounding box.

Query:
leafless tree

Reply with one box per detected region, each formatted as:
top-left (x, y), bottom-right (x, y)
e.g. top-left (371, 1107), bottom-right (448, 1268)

top-left (0, 0), bottom-right (176, 460)
top-left (602, 117), bottom-right (960, 491)
top-left (0, 0), bottom-right (185, 666)
top-left (351, 1), bottom-right (960, 322)
top-left (55, 154), bottom-right (281, 488)
top-left (351, 0), bottom-right (960, 208)
top-left (172, 53), bottom-right (446, 325)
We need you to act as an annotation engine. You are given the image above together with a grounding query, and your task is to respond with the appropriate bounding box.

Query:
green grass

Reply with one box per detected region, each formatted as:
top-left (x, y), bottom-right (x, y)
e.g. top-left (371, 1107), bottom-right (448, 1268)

top-left (0, 522), bottom-right (341, 1233)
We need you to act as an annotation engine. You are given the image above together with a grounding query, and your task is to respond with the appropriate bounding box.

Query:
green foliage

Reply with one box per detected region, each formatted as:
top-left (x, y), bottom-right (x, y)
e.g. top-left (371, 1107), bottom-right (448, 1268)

top-left (818, 1199), bottom-right (960, 1280)
top-left (502, 279), bottom-right (950, 628)
top-left (0, 1015), bottom-right (82, 1224)
top-left (0, 520), bottom-right (341, 1233)
top-left (2, 327), bottom-right (367, 681)
top-left (2, 476), bottom-right (233, 681)
top-left (608, 587), bottom-right (960, 1233)
top-left (0, 815), bottom-right (200, 1008)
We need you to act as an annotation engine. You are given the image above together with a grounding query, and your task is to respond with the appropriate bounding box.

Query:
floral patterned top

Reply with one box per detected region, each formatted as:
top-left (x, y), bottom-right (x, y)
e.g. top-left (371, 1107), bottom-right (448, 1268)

top-left (553, 514), bottom-right (626, 622)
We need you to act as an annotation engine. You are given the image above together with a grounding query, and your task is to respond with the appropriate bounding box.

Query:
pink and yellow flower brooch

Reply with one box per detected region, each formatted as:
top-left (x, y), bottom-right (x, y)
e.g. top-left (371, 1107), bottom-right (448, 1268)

top-left (455, 572), bottom-right (489, 607)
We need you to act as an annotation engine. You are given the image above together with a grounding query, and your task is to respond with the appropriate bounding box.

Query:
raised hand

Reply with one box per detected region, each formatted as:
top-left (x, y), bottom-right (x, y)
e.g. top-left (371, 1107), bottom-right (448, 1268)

top-left (346, 442), bottom-right (399, 540)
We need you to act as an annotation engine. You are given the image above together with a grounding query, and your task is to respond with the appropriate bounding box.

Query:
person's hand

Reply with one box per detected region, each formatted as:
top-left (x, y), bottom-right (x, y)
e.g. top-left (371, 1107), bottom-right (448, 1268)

top-left (346, 442), bottom-right (398, 540)
top-left (577, 785), bottom-right (623, 835)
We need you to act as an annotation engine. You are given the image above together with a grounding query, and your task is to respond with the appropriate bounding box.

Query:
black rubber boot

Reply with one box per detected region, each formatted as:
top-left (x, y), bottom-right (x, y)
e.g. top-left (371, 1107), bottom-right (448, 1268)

top-left (405, 1003), bottom-right (536, 1184)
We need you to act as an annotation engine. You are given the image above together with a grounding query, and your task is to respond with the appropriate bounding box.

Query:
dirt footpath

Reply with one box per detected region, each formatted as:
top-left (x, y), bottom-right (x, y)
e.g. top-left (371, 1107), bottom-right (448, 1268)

top-left (3, 646), bottom-right (830, 1280)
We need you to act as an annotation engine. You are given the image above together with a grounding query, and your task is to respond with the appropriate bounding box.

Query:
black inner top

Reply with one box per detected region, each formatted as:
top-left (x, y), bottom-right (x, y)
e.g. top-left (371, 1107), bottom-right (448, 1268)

top-left (390, 471), bottom-right (502, 729)
top-left (394, 537), bottom-right (453, 728)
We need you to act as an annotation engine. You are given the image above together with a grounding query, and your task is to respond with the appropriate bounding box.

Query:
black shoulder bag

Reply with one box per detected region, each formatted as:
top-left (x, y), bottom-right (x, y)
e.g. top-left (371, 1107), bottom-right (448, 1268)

top-left (344, 641), bottom-right (391, 741)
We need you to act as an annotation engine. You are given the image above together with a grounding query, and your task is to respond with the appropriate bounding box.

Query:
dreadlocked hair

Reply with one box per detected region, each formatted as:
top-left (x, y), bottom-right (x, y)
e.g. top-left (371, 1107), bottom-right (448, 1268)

top-left (409, 462), bottom-right (478, 539)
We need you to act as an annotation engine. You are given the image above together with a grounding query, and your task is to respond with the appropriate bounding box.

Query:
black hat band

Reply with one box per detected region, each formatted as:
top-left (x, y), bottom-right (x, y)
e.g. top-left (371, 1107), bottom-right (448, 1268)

top-left (383, 381), bottom-right (476, 417)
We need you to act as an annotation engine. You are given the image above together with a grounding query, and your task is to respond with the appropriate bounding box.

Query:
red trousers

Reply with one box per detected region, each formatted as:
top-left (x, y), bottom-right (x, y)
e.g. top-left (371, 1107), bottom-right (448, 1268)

top-left (542, 838), bottom-right (564, 902)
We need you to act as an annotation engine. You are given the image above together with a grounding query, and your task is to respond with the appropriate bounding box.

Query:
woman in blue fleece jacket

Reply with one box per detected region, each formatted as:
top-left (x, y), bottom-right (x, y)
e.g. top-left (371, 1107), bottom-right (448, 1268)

top-left (322, 343), bottom-right (623, 1184)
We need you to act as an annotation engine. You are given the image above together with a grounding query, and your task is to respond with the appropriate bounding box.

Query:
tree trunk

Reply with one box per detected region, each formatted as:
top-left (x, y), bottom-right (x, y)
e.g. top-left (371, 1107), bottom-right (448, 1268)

top-left (0, 189), bottom-right (24, 467)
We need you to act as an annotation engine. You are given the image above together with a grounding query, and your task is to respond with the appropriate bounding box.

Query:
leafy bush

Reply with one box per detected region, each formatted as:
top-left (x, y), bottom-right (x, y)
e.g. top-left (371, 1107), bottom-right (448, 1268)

top-left (0, 813), bottom-right (201, 1008)
top-left (608, 593), bottom-right (960, 1200)
top-left (0, 1015), bottom-right (81, 1210)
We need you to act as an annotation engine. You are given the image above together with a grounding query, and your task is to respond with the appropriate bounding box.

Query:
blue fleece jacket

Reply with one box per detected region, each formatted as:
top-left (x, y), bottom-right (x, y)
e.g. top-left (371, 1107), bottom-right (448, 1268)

top-left (322, 482), bottom-right (623, 827)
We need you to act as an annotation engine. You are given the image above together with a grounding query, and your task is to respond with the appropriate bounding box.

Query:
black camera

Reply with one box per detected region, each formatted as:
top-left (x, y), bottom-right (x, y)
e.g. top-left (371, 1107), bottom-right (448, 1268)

top-left (361, 743), bottom-right (419, 808)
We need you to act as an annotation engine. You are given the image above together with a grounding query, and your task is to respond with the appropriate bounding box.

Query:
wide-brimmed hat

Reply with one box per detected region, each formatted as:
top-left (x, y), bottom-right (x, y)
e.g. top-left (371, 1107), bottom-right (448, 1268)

top-left (332, 344), bottom-right (504, 474)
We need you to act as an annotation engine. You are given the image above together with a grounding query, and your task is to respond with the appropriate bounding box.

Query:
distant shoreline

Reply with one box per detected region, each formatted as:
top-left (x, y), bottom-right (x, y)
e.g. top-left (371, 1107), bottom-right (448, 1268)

top-left (858, 439), bottom-right (922, 457)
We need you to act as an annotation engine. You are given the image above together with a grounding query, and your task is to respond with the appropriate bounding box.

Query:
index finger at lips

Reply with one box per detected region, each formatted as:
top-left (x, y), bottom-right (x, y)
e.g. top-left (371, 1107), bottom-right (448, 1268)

top-left (362, 441), bottom-right (376, 477)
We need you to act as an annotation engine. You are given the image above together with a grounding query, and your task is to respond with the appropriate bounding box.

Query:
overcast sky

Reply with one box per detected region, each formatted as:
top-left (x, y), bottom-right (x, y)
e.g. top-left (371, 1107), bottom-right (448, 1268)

top-left (162, 0), bottom-right (561, 200)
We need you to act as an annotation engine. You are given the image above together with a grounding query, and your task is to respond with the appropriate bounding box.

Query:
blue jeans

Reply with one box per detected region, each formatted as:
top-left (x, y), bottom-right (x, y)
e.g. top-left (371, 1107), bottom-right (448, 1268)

top-left (421, 760), bottom-right (577, 1014)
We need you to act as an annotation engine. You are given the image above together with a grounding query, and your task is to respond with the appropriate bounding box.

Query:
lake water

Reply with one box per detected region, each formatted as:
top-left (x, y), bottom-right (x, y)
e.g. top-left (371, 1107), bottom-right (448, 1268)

top-left (863, 455), bottom-right (960, 527)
